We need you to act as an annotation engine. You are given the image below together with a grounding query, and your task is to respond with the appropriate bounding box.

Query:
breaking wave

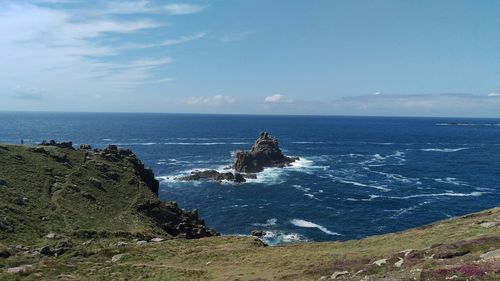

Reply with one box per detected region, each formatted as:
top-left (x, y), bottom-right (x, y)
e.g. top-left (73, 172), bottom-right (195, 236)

top-left (420, 148), bottom-right (468, 152)
top-left (290, 219), bottom-right (341, 236)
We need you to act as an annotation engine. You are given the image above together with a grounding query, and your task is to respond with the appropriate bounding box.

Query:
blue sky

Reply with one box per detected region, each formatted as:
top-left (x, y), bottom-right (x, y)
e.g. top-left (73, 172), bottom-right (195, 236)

top-left (1, 0), bottom-right (499, 117)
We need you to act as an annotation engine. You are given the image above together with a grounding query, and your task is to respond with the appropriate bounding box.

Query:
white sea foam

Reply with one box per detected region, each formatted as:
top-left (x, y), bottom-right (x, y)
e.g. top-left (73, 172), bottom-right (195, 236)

top-left (163, 142), bottom-right (226, 145)
top-left (253, 218), bottom-right (278, 227)
top-left (245, 167), bottom-right (286, 185)
top-left (374, 191), bottom-right (485, 200)
top-left (369, 170), bottom-right (420, 184)
top-left (359, 151), bottom-right (406, 167)
top-left (420, 148), bottom-right (468, 152)
top-left (436, 123), bottom-right (500, 127)
top-left (434, 177), bottom-right (468, 186)
top-left (287, 157), bottom-right (329, 172)
top-left (291, 141), bottom-right (327, 144)
top-left (115, 142), bottom-right (235, 146)
top-left (336, 179), bottom-right (391, 192)
top-left (290, 219), bottom-right (341, 236)
top-left (292, 184), bottom-right (311, 192)
top-left (367, 142), bottom-right (395, 145)
top-left (261, 231), bottom-right (308, 245)
top-left (389, 201), bottom-right (432, 218)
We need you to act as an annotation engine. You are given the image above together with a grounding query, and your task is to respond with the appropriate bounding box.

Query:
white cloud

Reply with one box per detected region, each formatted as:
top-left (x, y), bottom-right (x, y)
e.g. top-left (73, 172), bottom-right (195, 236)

top-left (221, 31), bottom-right (253, 42)
top-left (104, 1), bottom-right (155, 14)
top-left (11, 86), bottom-right (44, 100)
top-left (165, 3), bottom-right (205, 15)
top-left (372, 91), bottom-right (382, 95)
top-left (487, 92), bottom-right (500, 97)
top-left (157, 77), bottom-right (177, 83)
top-left (123, 32), bottom-right (207, 49)
top-left (0, 1), bottom-right (191, 102)
top-left (186, 95), bottom-right (236, 106)
top-left (108, 57), bottom-right (173, 69)
top-left (264, 94), bottom-right (294, 103)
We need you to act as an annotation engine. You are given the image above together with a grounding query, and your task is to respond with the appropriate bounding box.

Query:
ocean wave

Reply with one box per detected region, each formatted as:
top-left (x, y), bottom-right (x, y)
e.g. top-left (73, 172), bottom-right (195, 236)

top-left (156, 158), bottom-right (220, 166)
top-left (371, 191), bottom-right (485, 200)
top-left (335, 178), bottom-right (391, 192)
top-left (293, 184), bottom-right (310, 192)
top-left (114, 142), bottom-right (250, 146)
top-left (260, 231), bottom-right (308, 245)
top-left (359, 151), bottom-right (406, 166)
top-left (368, 169), bottom-right (420, 184)
top-left (165, 137), bottom-right (250, 140)
top-left (436, 123), bottom-right (500, 127)
top-left (287, 157), bottom-right (330, 171)
top-left (388, 201), bottom-right (432, 218)
top-left (291, 141), bottom-right (327, 144)
top-left (420, 148), bottom-right (468, 152)
top-left (434, 177), bottom-right (469, 186)
top-left (290, 219), bottom-right (341, 236)
top-left (252, 218), bottom-right (278, 227)
top-left (244, 167), bottom-right (286, 185)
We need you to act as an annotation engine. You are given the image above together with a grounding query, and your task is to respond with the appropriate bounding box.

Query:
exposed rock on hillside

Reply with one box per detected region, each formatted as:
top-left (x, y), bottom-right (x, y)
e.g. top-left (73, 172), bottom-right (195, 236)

top-left (0, 143), bottom-right (217, 246)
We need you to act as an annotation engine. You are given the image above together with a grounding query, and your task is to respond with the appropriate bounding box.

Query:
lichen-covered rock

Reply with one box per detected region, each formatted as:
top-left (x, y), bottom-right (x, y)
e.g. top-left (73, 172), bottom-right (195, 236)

top-left (138, 201), bottom-right (219, 239)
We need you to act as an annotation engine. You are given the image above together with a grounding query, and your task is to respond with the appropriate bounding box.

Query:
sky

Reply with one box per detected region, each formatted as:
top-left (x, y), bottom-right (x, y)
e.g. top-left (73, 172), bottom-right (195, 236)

top-left (1, 0), bottom-right (499, 117)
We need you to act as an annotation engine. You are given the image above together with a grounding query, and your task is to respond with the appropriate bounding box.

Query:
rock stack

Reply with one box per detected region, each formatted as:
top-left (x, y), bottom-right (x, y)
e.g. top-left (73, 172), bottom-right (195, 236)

top-left (175, 132), bottom-right (297, 183)
top-left (233, 132), bottom-right (298, 173)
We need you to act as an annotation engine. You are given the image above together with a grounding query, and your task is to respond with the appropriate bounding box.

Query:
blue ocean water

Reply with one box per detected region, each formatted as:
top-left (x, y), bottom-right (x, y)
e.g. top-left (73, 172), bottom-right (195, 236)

top-left (1, 112), bottom-right (499, 244)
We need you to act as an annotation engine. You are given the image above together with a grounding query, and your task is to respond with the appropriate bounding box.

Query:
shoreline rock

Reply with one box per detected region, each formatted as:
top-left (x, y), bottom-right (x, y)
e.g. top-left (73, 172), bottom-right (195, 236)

top-left (176, 170), bottom-right (247, 183)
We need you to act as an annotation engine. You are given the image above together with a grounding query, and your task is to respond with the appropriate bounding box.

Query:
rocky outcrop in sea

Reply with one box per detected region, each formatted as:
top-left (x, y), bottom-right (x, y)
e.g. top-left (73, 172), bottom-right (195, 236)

top-left (175, 132), bottom-right (297, 183)
top-left (234, 132), bottom-right (298, 173)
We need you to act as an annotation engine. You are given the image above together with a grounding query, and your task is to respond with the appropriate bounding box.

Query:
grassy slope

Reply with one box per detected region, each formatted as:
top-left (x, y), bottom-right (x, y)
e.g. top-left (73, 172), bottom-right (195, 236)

top-left (0, 144), bottom-right (163, 247)
top-left (0, 144), bottom-right (499, 280)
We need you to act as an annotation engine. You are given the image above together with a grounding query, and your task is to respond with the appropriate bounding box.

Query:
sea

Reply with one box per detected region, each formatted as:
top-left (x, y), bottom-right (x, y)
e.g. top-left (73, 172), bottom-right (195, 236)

top-left (1, 112), bottom-right (499, 245)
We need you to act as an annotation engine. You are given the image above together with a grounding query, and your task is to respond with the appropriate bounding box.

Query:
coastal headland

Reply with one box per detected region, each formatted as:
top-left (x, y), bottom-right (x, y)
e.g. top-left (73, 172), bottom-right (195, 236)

top-left (0, 142), bottom-right (498, 280)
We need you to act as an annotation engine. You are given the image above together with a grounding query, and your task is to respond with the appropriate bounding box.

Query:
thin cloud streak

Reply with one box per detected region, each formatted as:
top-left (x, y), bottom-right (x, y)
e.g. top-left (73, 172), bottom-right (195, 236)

top-left (164, 3), bottom-right (206, 15)
top-left (121, 32), bottom-right (207, 49)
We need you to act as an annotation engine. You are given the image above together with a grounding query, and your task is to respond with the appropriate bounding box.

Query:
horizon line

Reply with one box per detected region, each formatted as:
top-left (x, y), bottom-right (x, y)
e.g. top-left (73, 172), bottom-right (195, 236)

top-left (1, 110), bottom-right (500, 119)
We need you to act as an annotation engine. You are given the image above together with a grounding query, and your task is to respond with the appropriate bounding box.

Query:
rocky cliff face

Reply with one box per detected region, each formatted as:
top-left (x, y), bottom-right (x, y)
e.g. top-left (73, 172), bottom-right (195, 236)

top-left (0, 142), bottom-right (217, 246)
top-left (233, 132), bottom-right (298, 173)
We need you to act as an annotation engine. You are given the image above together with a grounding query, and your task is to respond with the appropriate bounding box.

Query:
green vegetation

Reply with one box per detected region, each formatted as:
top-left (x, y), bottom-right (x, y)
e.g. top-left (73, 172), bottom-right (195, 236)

top-left (0, 144), bottom-right (498, 280)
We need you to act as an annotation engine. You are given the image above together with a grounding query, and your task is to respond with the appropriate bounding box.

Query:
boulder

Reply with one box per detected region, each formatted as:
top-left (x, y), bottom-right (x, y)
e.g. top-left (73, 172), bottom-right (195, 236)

top-left (111, 254), bottom-right (126, 262)
top-left (331, 271), bottom-right (349, 279)
top-left (176, 170), bottom-right (247, 183)
top-left (0, 179), bottom-right (9, 188)
top-left (233, 132), bottom-right (298, 173)
top-left (6, 265), bottom-right (33, 274)
top-left (251, 230), bottom-right (266, 237)
top-left (79, 144), bottom-right (92, 150)
top-left (480, 249), bottom-right (500, 260)
top-left (0, 245), bottom-right (11, 258)
top-left (40, 140), bottom-right (74, 150)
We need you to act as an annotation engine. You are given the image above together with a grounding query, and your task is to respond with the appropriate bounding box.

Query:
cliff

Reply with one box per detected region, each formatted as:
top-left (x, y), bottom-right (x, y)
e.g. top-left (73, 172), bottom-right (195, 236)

top-left (0, 142), bottom-right (217, 248)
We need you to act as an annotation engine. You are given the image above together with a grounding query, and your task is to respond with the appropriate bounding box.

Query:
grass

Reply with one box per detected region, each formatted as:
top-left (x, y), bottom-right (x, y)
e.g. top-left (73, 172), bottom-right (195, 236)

top-left (0, 144), bottom-right (499, 280)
